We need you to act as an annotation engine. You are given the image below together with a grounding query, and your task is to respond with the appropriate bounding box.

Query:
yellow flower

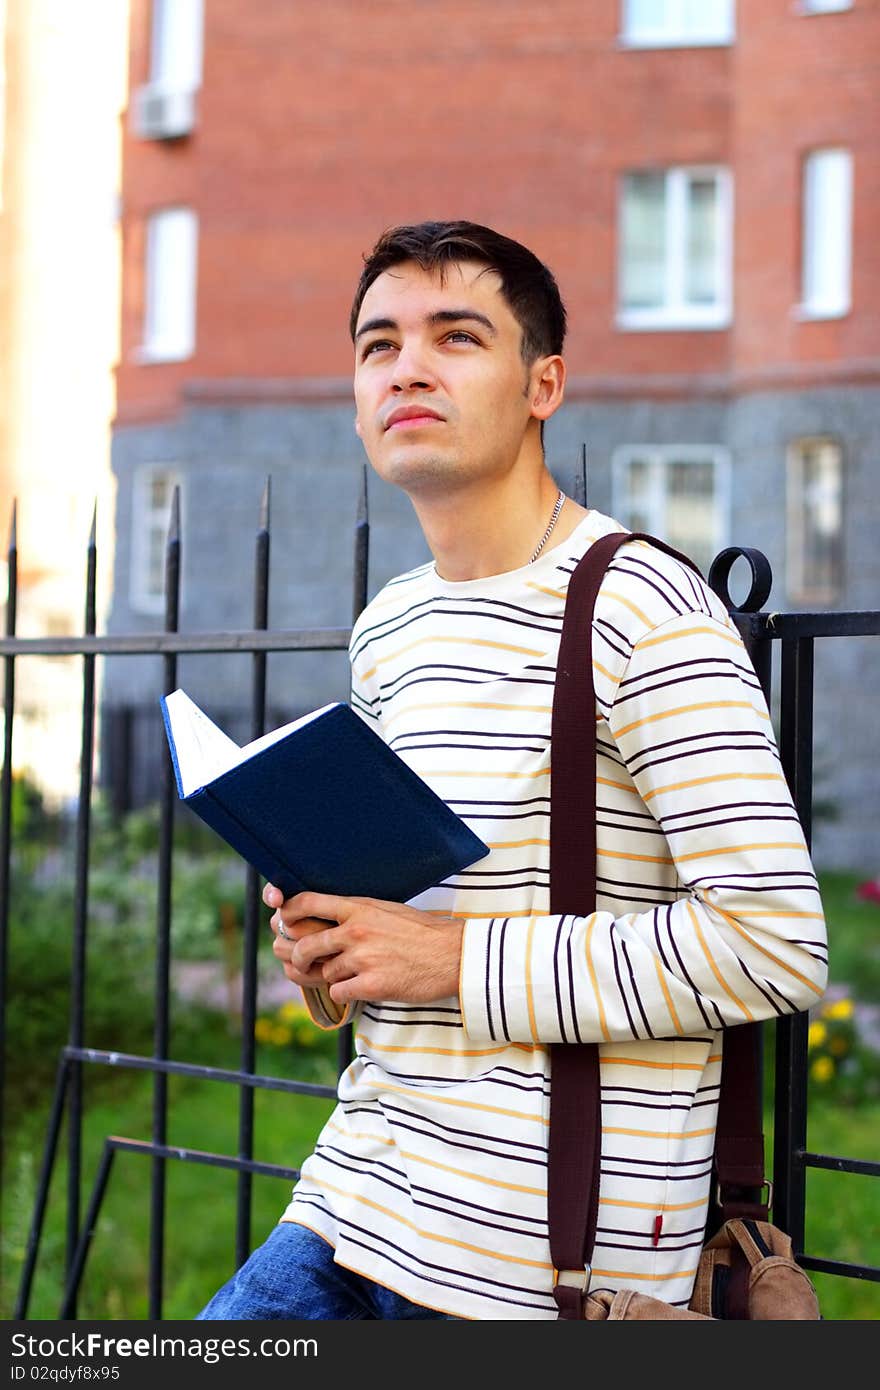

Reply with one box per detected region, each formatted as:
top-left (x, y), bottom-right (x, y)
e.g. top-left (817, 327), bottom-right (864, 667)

top-left (271, 1024), bottom-right (293, 1046)
top-left (808, 1021), bottom-right (827, 1049)
top-left (278, 1001), bottom-right (307, 1023)
top-left (822, 998), bottom-right (854, 1021)
top-left (254, 1018), bottom-right (274, 1043)
top-left (810, 1056), bottom-right (835, 1084)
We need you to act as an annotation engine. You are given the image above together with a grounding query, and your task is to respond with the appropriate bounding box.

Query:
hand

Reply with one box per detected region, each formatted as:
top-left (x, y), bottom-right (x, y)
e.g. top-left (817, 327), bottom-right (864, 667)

top-left (263, 884), bottom-right (464, 1007)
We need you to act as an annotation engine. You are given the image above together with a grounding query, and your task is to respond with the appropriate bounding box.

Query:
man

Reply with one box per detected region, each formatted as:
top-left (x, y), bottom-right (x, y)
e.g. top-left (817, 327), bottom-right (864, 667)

top-left (198, 221), bottom-right (827, 1320)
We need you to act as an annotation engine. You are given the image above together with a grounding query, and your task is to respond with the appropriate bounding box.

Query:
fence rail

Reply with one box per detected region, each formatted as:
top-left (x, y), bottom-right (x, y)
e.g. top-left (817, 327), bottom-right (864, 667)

top-left (1, 468), bottom-right (878, 1318)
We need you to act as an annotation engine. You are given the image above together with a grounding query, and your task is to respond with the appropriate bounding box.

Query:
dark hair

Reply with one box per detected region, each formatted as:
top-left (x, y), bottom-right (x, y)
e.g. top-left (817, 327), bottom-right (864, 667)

top-left (349, 220), bottom-right (567, 364)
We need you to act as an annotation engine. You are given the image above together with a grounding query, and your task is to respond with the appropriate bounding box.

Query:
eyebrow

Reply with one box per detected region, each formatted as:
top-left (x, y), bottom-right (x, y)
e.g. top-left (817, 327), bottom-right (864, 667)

top-left (354, 309), bottom-right (498, 342)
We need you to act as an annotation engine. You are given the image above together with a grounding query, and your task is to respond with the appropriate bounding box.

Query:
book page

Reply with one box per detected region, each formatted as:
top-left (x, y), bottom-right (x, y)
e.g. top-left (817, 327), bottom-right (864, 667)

top-left (164, 690), bottom-right (244, 795)
top-left (238, 702), bottom-right (339, 761)
top-left (165, 689), bottom-right (341, 795)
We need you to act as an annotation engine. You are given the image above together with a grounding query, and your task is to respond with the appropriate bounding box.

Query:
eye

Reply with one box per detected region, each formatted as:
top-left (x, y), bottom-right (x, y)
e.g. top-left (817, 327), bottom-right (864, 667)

top-left (361, 339), bottom-right (395, 359)
top-left (444, 330), bottom-right (478, 344)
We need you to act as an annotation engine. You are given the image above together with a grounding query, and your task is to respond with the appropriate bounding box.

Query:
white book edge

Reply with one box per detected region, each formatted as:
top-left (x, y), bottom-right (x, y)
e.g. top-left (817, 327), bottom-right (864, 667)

top-left (163, 688), bottom-right (340, 798)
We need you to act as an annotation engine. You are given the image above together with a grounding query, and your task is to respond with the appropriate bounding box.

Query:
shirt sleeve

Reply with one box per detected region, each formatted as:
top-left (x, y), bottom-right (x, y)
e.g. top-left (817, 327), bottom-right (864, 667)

top-left (459, 611), bottom-right (828, 1045)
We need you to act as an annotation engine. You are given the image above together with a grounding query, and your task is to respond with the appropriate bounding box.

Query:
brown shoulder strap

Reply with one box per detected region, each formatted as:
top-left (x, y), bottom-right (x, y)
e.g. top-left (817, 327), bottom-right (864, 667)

top-left (548, 531), bottom-right (766, 1320)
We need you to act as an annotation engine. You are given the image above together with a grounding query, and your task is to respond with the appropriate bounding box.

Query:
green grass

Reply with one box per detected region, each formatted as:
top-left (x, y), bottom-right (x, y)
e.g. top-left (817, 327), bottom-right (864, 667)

top-left (801, 1104), bottom-right (880, 1320)
top-left (1, 1035), bottom-right (337, 1321)
top-left (819, 871), bottom-right (880, 1002)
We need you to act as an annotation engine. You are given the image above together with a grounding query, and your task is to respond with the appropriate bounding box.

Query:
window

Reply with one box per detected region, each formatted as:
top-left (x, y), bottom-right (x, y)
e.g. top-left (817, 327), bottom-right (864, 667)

top-left (799, 149), bottom-right (853, 319)
top-left (131, 467), bottom-right (180, 614)
top-left (149, 0), bottom-right (204, 92)
top-left (621, 0), bottom-right (735, 46)
top-left (139, 208), bottom-right (198, 362)
top-left (618, 167), bottom-right (732, 329)
top-left (611, 447), bottom-right (730, 576)
top-left (786, 438), bottom-right (843, 604)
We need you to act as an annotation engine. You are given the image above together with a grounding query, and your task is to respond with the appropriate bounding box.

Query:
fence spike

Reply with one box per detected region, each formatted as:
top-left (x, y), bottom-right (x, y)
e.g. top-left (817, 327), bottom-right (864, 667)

top-left (7, 500), bottom-right (17, 554)
top-left (167, 485), bottom-right (180, 544)
top-left (260, 475), bottom-right (271, 532)
top-left (88, 501), bottom-right (97, 549)
top-left (357, 462), bottom-right (368, 525)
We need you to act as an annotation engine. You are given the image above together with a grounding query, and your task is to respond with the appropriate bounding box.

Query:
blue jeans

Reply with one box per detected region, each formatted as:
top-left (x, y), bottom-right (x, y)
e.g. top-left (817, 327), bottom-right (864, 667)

top-left (196, 1221), bottom-right (458, 1320)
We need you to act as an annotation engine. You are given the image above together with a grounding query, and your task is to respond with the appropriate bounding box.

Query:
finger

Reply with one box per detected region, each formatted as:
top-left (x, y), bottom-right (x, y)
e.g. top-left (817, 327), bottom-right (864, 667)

top-left (263, 883), bottom-right (283, 909)
top-left (293, 926), bottom-right (345, 971)
top-left (281, 960), bottom-right (328, 988)
top-left (285, 891), bottom-right (349, 924)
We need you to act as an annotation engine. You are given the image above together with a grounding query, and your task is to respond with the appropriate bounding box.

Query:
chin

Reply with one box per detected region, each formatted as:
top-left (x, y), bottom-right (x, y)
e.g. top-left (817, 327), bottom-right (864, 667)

top-left (379, 453), bottom-right (463, 491)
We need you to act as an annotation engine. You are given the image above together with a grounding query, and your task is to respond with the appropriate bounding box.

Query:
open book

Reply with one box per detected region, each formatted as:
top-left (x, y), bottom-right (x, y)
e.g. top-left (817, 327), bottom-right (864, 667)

top-left (161, 690), bottom-right (489, 1022)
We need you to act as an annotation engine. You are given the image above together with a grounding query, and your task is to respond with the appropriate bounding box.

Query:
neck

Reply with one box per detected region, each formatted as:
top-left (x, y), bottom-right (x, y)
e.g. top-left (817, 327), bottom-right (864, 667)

top-left (410, 472), bottom-right (587, 581)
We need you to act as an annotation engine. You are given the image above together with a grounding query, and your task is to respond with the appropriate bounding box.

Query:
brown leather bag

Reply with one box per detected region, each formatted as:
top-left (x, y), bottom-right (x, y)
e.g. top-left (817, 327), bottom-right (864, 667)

top-left (549, 530), bottom-right (821, 1321)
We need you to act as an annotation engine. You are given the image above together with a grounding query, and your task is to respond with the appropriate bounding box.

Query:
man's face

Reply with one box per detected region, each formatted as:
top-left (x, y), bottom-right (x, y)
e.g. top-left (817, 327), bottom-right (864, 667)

top-left (353, 259), bottom-right (543, 495)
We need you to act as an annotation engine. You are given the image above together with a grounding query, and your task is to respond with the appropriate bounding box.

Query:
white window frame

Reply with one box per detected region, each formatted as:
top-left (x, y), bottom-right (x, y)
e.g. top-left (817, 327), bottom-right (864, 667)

top-left (149, 0), bottom-right (204, 94)
top-left (786, 437), bottom-right (844, 605)
top-left (620, 0), bottom-right (735, 47)
top-left (137, 207), bottom-right (199, 363)
top-left (130, 466), bottom-right (181, 615)
top-left (617, 166), bottom-right (733, 331)
top-left (611, 446), bottom-right (731, 574)
top-left (796, 148), bottom-right (853, 320)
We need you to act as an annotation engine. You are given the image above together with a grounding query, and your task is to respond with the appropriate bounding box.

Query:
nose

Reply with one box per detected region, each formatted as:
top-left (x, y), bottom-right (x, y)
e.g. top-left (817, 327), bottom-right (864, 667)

top-left (389, 338), bottom-right (437, 393)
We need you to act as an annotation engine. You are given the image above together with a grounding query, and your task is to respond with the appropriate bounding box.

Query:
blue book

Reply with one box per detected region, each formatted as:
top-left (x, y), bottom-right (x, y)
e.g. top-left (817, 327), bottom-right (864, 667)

top-left (159, 688), bottom-right (490, 903)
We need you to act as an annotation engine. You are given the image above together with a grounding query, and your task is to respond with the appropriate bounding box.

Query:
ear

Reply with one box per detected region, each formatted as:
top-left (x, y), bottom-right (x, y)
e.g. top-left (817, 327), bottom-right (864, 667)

top-left (528, 355), bottom-right (566, 423)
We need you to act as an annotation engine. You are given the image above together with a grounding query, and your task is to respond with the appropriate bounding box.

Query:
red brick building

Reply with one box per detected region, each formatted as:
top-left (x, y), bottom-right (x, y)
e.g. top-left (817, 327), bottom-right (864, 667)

top-left (109, 0), bottom-right (880, 867)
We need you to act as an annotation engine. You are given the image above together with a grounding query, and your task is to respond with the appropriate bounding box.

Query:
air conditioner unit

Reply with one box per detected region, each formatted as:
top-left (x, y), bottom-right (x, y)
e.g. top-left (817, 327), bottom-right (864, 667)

top-left (131, 85), bottom-right (197, 140)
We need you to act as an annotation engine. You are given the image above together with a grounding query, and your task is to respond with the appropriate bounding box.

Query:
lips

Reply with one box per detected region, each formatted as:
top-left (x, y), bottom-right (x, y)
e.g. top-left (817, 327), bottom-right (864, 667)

top-left (384, 405), bottom-right (444, 431)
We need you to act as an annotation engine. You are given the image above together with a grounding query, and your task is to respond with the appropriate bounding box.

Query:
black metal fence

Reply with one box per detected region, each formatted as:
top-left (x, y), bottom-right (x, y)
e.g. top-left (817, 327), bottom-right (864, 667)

top-left (1, 470), bottom-right (878, 1319)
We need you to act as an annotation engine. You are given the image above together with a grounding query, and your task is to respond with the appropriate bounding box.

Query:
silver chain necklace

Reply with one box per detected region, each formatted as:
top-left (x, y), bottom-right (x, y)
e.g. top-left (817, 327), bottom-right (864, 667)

top-left (529, 490), bottom-right (566, 564)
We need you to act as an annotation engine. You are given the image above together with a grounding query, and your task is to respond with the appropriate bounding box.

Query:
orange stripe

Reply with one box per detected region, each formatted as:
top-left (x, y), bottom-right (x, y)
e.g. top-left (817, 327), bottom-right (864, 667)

top-left (737, 910), bottom-right (824, 920)
top-left (598, 847), bottom-right (674, 865)
top-left (486, 838), bottom-right (551, 850)
top-left (687, 902), bottom-right (753, 1021)
top-left (600, 1196), bottom-right (709, 1213)
top-left (374, 634), bottom-right (546, 667)
top-left (642, 771), bottom-right (784, 803)
top-left (711, 902), bottom-right (826, 997)
top-left (653, 955), bottom-right (685, 1035)
top-left (591, 1265), bottom-right (700, 1281)
top-left (307, 1177), bottom-right (553, 1271)
top-left (356, 1032), bottom-right (529, 1060)
top-left (525, 581), bottom-right (566, 599)
top-left (420, 766), bottom-right (551, 780)
top-left (634, 624), bottom-right (742, 652)
top-left (676, 839), bottom-right (803, 863)
top-left (584, 914), bottom-right (610, 1042)
top-left (525, 915), bottom-right (539, 1044)
top-left (383, 700), bottom-right (552, 731)
top-left (373, 1080), bottom-right (551, 1126)
top-left (598, 775), bottom-right (639, 793)
top-left (399, 1148), bottom-right (545, 1197)
top-left (616, 700), bottom-right (769, 739)
top-left (601, 1054), bottom-right (721, 1070)
top-left (602, 1126), bottom-right (716, 1140)
top-left (602, 589), bottom-right (653, 626)
top-left (593, 659), bottom-right (618, 684)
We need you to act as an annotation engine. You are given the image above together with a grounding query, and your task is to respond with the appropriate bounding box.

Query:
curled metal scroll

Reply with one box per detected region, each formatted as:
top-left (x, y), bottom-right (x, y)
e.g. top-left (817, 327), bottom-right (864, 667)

top-left (707, 546), bottom-right (773, 614)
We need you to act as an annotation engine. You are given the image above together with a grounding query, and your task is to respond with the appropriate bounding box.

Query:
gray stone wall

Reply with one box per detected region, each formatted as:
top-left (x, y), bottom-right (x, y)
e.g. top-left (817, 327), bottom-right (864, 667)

top-left (107, 386), bottom-right (879, 870)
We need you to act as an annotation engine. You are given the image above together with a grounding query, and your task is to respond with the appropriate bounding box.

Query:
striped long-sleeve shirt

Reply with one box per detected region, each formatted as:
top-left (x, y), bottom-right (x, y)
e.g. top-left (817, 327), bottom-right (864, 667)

top-left (282, 508), bottom-right (828, 1319)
